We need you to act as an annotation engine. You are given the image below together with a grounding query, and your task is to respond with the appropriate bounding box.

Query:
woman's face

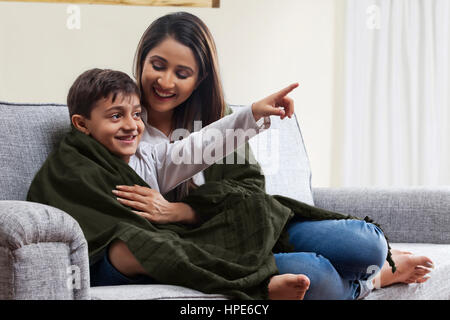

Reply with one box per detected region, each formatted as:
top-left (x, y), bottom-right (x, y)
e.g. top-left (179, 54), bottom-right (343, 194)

top-left (141, 37), bottom-right (200, 115)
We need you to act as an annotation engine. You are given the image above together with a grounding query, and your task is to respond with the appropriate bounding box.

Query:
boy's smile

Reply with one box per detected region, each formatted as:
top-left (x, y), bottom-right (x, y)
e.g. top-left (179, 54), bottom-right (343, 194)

top-left (74, 93), bottom-right (144, 163)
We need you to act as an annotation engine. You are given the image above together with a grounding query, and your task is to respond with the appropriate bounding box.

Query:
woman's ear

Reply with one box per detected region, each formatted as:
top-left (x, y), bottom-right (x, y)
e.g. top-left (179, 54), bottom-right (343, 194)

top-left (71, 114), bottom-right (90, 135)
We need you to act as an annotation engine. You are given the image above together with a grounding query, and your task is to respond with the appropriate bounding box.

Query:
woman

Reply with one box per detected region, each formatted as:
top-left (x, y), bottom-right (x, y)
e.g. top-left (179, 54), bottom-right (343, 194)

top-left (112, 12), bottom-right (433, 300)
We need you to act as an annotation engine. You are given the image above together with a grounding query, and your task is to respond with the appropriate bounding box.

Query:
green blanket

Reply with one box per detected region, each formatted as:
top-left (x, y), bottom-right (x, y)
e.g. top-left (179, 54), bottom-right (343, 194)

top-left (27, 126), bottom-right (395, 300)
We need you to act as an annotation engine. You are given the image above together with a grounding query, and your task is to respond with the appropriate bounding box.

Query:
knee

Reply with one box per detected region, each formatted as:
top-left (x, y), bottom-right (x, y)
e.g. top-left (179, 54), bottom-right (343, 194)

top-left (358, 221), bottom-right (388, 271)
top-left (108, 239), bottom-right (147, 277)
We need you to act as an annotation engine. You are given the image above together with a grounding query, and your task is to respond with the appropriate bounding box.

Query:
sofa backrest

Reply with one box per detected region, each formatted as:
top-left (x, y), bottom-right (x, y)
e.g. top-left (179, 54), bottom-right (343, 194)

top-left (0, 102), bottom-right (314, 206)
top-left (0, 102), bottom-right (71, 202)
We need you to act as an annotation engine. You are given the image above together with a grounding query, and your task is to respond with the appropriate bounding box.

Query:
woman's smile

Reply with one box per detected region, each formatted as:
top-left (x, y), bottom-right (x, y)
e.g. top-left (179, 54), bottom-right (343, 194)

top-left (153, 86), bottom-right (177, 100)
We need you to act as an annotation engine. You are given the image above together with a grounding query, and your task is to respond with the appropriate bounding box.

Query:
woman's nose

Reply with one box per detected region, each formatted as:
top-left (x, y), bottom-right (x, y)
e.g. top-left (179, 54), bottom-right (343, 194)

top-left (157, 71), bottom-right (175, 89)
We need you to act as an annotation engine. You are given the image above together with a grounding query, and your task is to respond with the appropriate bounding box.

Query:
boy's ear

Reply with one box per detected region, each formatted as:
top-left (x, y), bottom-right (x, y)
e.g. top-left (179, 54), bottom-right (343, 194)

top-left (71, 114), bottom-right (90, 135)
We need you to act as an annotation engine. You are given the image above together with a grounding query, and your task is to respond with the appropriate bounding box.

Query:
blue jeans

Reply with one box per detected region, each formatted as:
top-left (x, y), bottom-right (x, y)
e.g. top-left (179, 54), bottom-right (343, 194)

top-left (274, 218), bottom-right (388, 300)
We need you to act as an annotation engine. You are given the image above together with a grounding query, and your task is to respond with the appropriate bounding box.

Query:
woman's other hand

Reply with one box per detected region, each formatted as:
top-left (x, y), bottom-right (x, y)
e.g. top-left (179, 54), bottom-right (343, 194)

top-left (113, 185), bottom-right (198, 224)
top-left (251, 83), bottom-right (299, 121)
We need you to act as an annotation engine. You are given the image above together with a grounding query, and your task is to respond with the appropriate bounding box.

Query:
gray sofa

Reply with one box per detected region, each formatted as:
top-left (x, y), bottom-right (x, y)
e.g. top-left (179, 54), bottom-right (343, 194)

top-left (1, 101), bottom-right (449, 300)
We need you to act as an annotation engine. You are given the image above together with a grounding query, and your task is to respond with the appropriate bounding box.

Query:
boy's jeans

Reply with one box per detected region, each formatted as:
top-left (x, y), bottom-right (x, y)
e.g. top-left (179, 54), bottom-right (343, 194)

top-left (274, 218), bottom-right (388, 300)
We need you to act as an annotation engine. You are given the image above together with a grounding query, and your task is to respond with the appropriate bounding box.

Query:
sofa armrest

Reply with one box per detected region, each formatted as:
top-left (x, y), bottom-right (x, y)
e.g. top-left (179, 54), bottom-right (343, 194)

top-left (312, 187), bottom-right (450, 244)
top-left (0, 200), bottom-right (90, 299)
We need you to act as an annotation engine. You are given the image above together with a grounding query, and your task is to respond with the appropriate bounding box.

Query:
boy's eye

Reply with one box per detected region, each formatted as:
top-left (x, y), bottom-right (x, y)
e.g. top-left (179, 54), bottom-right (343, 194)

top-left (111, 114), bottom-right (121, 120)
top-left (134, 112), bottom-right (142, 118)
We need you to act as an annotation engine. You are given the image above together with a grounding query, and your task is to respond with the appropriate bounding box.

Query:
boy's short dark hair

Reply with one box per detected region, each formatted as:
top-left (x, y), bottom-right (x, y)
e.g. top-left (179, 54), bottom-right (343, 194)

top-left (67, 68), bottom-right (140, 119)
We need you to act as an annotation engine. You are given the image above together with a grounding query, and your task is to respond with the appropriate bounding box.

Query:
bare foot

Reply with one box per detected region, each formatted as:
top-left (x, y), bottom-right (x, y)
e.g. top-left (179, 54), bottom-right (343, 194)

top-left (373, 249), bottom-right (434, 288)
top-left (268, 274), bottom-right (310, 300)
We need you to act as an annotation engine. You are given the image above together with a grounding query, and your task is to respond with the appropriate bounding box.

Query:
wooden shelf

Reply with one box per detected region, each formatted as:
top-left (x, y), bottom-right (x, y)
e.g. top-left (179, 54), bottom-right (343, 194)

top-left (0, 0), bottom-right (220, 7)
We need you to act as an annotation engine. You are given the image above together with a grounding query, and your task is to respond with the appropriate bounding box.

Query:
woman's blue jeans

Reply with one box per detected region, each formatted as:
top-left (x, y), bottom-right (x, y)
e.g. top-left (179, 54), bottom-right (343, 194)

top-left (274, 218), bottom-right (388, 300)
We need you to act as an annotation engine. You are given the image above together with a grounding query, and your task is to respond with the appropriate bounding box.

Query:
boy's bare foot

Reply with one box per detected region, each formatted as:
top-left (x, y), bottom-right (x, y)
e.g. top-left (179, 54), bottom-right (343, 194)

top-left (373, 249), bottom-right (434, 288)
top-left (268, 274), bottom-right (310, 300)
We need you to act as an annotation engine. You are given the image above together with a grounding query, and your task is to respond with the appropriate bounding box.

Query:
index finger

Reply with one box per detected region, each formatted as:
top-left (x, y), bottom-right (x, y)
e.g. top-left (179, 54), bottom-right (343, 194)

top-left (271, 83), bottom-right (299, 100)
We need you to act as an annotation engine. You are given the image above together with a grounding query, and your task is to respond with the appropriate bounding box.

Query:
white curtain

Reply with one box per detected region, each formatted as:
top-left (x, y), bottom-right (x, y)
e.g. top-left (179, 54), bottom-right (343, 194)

top-left (342, 0), bottom-right (450, 187)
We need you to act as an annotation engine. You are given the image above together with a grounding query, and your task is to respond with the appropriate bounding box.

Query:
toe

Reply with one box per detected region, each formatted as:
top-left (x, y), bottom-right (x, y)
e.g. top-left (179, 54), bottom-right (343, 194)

top-left (296, 275), bottom-right (310, 300)
top-left (405, 275), bottom-right (417, 283)
top-left (297, 275), bottom-right (310, 287)
top-left (415, 276), bottom-right (431, 284)
top-left (414, 271), bottom-right (427, 278)
top-left (415, 266), bottom-right (432, 274)
top-left (410, 255), bottom-right (434, 268)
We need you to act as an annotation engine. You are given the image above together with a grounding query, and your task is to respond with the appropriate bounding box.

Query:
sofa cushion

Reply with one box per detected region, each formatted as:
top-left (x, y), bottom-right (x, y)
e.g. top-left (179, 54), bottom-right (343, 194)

top-left (231, 105), bottom-right (314, 206)
top-left (365, 243), bottom-right (450, 300)
top-left (90, 284), bottom-right (228, 300)
top-left (0, 102), bottom-right (314, 206)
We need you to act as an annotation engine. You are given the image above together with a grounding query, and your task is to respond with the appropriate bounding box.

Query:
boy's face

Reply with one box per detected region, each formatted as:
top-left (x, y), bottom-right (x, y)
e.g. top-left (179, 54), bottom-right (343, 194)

top-left (79, 93), bottom-right (144, 163)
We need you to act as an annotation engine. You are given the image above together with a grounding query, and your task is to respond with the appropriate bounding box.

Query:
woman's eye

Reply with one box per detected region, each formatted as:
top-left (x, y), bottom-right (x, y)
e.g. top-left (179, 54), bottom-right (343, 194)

top-left (177, 73), bottom-right (188, 80)
top-left (134, 112), bottom-right (142, 118)
top-left (152, 64), bottom-right (164, 71)
top-left (152, 61), bottom-right (190, 80)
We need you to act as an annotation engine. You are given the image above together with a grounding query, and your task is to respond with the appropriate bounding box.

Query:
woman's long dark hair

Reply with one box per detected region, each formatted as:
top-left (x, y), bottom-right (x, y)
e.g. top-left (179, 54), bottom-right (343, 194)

top-left (134, 12), bottom-right (227, 200)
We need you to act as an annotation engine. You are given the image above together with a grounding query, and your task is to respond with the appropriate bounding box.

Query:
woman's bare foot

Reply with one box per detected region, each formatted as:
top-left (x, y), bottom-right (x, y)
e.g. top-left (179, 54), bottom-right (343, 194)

top-left (373, 249), bottom-right (434, 288)
top-left (268, 274), bottom-right (310, 300)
